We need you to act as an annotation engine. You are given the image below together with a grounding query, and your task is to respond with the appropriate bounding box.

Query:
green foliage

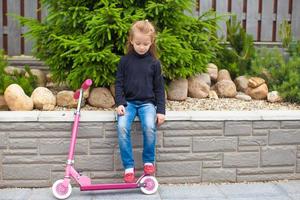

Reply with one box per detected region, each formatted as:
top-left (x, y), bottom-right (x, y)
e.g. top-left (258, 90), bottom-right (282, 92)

top-left (215, 16), bottom-right (255, 78)
top-left (251, 47), bottom-right (300, 103)
top-left (251, 48), bottom-right (286, 87)
top-left (279, 20), bottom-right (292, 48)
top-left (276, 56), bottom-right (300, 103)
top-left (18, 0), bottom-right (222, 89)
top-left (0, 50), bottom-right (37, 95)
top-left (0, 50), bottom-right (13, 94)
top-left (288, 40), bottom-right (300, 57)
top-left (156, 11), bottom-right (222, 79)
top-left (13, 65), bottom-right (38, 95)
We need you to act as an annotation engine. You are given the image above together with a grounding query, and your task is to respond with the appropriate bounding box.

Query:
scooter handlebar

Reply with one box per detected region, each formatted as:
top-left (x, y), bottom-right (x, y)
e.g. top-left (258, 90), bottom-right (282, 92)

top-left (74, 79), bottom-right (93, 100)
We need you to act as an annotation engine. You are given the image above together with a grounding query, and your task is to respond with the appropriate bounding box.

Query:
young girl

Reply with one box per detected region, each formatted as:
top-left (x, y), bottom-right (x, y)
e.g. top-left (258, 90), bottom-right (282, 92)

top-left (115, 20), bottom-right (165, 183)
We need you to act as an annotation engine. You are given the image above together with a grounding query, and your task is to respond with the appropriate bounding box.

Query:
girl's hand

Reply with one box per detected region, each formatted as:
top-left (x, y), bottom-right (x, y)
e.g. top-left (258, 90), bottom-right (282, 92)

top-left (116, 105), bottom-right (125, 115)
top-left (156, 113), bottom-right (165, 127)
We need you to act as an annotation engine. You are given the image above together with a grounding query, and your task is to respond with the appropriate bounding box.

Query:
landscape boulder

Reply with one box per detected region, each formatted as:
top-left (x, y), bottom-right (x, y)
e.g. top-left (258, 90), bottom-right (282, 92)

top-left (4, 84), bottom-right (33, 111)
top-left (88, 87), bottom-right (115, 108)
top-left (167, 78), bottom-right (188, 101)
top-left (31, 87), bottom-right (56, 111)
top-left (188, 75), bottom-right (210, 98)
top-left (56, 91), bottom-right (78, 108)
top-left (215, 80), bottom-right (237, 98)
top-left (207, 63), bottom-right (218, 82)
top-left (267, 91), bottom-right (282, 103)
top-left (246, 83), bottom-right (268, 100)
top-left (234, 76), bottom-right (249, 93)
top-left (217, 69), bottom-right (232, 82)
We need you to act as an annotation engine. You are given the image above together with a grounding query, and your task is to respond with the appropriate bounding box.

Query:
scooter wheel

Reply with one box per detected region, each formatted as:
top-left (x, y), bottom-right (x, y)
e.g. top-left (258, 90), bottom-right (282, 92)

top-left (140, 176), bottom-right (159, 195)
top-left (52, 179), bottom-right (72, 199)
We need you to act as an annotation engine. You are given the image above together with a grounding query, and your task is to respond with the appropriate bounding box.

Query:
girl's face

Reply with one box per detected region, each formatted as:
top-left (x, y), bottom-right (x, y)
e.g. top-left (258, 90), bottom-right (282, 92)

top-left (130, 31), bottom-right (152, 55)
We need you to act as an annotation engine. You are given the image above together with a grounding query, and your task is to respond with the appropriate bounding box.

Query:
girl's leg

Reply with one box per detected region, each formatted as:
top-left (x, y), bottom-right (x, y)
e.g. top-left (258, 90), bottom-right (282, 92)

top-left (117, 102), bottom-right (137, 169)
top-left (137, 103), bottom-right (157, 164)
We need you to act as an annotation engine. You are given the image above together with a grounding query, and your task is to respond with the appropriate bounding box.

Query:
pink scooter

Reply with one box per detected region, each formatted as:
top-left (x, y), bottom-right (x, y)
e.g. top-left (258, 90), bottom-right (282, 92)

top-left (52, 79), bottom-right (159, 199)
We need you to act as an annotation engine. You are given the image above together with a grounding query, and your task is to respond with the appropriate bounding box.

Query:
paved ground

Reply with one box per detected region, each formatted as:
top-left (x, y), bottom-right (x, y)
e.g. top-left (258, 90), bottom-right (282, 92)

top-left (1, 180), bottom-right (300, 200)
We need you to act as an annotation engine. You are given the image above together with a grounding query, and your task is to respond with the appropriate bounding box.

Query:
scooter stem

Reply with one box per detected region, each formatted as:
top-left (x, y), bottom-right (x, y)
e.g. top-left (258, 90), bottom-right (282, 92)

top-left (67, 88), bottom-right (83, 162)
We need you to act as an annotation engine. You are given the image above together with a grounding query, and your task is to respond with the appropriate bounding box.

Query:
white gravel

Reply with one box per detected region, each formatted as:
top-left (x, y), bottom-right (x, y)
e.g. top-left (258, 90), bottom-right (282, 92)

top-left (54, 97), bottom-right (300, 111)
top-left (166, 97), bottom-right (300, 111)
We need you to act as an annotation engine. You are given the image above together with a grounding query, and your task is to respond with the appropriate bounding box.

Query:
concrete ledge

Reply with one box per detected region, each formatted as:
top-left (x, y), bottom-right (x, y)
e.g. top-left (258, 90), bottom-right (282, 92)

top-left (0, 110), bottom-right (300, 122)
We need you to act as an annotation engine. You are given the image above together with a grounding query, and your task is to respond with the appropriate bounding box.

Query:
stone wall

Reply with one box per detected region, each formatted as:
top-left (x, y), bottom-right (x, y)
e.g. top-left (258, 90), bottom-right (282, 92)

top-left (0, 111), bottom-right (300, 188)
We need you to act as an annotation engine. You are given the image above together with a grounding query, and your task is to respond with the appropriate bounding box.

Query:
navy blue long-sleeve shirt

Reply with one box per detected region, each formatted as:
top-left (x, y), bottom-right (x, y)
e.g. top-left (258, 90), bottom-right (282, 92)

top-left (115, 51), bottom-right (165, 114)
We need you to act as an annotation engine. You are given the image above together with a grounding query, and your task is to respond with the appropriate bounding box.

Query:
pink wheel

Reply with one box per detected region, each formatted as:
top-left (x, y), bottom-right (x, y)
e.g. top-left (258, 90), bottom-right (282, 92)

top-left (140, 176), bottom-right (159, 195)
top-left (52, 179), bottom-right (72, 199)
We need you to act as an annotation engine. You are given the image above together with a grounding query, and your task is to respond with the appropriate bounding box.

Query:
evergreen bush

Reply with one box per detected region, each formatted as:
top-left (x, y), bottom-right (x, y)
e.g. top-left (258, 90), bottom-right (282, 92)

top-left (251, 47), bottom-right (300, 103)
top-left (214, 16), bottom-right (255, 78)
top-left (18, 0), bottom-right (222, 89)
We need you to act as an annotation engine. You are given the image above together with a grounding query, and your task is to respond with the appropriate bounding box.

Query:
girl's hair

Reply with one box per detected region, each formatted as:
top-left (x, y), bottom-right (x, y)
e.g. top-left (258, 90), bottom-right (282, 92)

top-left (126, 20), bottom-right (158, 59)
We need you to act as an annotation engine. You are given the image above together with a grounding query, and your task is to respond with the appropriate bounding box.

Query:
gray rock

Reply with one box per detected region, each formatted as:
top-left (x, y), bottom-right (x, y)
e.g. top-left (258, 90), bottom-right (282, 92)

top-left (167, 78), bottom-right (188, 101)
top-left (215, 80), bottom-right (237, 98)
top-left (217, 69), bottom-right (232, 82)
top-left (234, 76), bottom-right (249, 92)
top-left (188, 75), bottom-right (210, 98)
top-left (206, 63), bottom-right (218, 81)
top-left (56, 90), bottom-right (78, 108)
top-left (88, 87), bottom-right (115, 108)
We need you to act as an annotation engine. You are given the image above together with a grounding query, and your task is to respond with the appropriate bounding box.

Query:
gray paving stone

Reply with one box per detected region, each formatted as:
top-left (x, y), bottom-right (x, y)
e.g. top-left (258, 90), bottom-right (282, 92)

top-left (276, 180), bottom-right (300, 195)
top-left (226, 197), bottom-right (291, 200)
top-left (216, 183), bottom-right (284, 198)
top-left (1, 181), bottom-right (300, 200)
top-left (28, 188), bottom-right (59, 200)
top-left (290, 195), bottom-right (300, 200)
top-left (163, 198), bottom-right (227, 200)
top-left (159, 184), bottom-right (225, 199)
top-left (0, 188), bottom-right (32, 200)
top-left (29, 188), bottom-right (153, 200)
top-left (91, 188), bottom-right (161, 200)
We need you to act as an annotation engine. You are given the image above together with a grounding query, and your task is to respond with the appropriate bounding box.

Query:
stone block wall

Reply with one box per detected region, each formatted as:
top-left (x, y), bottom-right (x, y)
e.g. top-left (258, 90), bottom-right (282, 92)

top-left (0, 111), bottom-right (300, 188)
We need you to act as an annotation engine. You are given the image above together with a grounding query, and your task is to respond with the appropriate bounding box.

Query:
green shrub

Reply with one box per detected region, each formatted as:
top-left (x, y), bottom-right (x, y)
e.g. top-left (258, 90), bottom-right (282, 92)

top-left (13, 65), bottom-right (38, 95)
top-left (214, 16), bottom-right (255, 78)
top-left (0, 50), bottom-right (13, 94)
top-left (0, 50), bottom-right (37, 95)
top-left (276, 55), bottom-right (300, 103)
top-left (288, 40), bottom-right (300, 57)
top-left (251, 48), bottom-right (286, 86)
top-left (251, 47), bottom-right (300, 103)
top-left (18, 0), bottom-right (222, 89)
top-left (279, 20), bottom-right (292, 49)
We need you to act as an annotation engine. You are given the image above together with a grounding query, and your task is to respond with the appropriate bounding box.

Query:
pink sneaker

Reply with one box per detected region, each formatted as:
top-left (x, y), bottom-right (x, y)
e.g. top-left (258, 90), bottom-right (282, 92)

top-left (144, 165), bottom-right (155, 175)
top-left (124, 172), bottom-right (135, 183)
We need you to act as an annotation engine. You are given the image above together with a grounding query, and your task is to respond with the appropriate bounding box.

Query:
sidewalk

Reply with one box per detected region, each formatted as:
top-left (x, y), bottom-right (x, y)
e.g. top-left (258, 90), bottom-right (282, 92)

top-left (1, 180), bottom-right (300, 200)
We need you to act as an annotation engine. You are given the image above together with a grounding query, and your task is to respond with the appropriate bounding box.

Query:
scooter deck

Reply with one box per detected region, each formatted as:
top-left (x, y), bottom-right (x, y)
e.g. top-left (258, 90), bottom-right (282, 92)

top-left (80, 182), bottom-right (140, 191)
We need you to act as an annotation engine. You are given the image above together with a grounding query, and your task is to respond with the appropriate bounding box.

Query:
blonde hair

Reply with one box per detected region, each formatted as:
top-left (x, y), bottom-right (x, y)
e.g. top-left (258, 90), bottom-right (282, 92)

top-left (126, 20), bottom-right (158, 59)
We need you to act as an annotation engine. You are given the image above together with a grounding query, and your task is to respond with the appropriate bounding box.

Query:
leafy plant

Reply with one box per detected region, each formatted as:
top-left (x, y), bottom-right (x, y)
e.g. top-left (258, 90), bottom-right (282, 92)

top-left (275, 55), bottom-right (300, 103)
top-left (0, 50), bottom-right (37, 95)
top-left (288, 40), bottom-right (300, 57)
top-left (279, 20), bottom-right (292, 49)
top-left (251, 47), bottom-right (300, 103)
top-left (0, 50), bottom-right (12, 94)
top-left (251, 48), bottom-right (286, 87)
top-left (18, 0), bottom-right (223, 89)
top-left (214, 15), bottom-right (255, 78)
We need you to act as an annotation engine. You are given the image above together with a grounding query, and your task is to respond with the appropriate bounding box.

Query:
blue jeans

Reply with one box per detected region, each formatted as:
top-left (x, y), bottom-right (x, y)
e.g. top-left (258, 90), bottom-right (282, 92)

top-left (117, 101), bottom-right (157, 169)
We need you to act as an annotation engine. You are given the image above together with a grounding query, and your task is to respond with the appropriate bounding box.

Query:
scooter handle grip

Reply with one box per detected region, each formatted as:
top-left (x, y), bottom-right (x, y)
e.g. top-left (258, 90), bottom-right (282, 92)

top-left (74, 79), bottom-right (93, 100)
top-left (81, 79), bottom-right (93, 90)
